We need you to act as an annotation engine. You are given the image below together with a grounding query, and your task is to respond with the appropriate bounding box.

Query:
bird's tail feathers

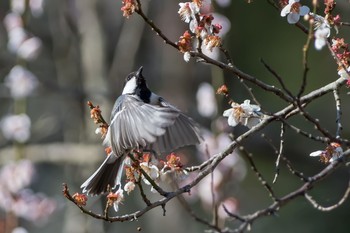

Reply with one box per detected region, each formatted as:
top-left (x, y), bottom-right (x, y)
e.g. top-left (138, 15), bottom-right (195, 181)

top-left (81, 153), bottom-right (124, 195)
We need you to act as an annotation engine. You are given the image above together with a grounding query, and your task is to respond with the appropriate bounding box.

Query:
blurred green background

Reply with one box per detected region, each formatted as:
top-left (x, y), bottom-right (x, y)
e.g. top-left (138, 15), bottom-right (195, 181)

top-left (0, 0), bottom-right (350, 232)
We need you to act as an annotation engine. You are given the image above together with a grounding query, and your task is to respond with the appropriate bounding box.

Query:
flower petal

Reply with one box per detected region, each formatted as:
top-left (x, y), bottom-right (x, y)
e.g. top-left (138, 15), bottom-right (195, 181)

top-left (309, 150), bottom-right (323, 157)
top-left (223, 108), bottom-right (233, 117)
top-left (315, 38), bottom-right (326, 50)
top-left (299, 6), bottom-right (310, 16)
top-left (227, 116), bottom-right (239, 127)
top-left (287, 13), bottom-right (300, 24)
top-left (280, 5), bottom-right (291, 17)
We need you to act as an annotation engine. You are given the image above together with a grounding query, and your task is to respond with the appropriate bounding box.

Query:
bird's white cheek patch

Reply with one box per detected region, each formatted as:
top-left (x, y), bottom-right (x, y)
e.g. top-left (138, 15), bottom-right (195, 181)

top-left (122, 76), bottom-right (137, 94)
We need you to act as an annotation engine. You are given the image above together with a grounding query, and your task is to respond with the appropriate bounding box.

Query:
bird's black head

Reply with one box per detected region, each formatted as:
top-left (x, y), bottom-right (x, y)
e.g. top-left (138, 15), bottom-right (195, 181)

top-left (122, 66), bottom-right (152, 103)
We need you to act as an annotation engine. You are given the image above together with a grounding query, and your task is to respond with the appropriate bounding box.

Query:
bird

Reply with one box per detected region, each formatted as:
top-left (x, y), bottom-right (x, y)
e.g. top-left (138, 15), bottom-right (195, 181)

top-left (81, 66), bottom-right (202, 195)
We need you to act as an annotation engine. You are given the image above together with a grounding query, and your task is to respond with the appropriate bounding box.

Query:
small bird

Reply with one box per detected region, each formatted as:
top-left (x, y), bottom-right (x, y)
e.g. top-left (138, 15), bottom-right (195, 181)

top-left (81, 66), bottom-right (202, 195)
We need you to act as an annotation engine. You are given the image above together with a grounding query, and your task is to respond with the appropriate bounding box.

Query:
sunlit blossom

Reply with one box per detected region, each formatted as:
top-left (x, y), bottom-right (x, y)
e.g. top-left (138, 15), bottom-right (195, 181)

top-left (280, 0), bottom-right (310, 24)
top-left (223, 100), bottom-right (263, 128)
top-left (178, 2), bottom-right (198, 23)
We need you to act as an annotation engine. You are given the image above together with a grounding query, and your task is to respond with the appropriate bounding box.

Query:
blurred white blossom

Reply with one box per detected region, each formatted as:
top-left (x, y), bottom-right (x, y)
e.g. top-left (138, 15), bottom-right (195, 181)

top-left (17, 37), bottom-right (42, 60)
top-left (196, 82), bottom-right (217, 118)
top-left (0, 160), bottom-right (35, 193)
top-left (10, 0), bottom-right (26, 14)
top-left (5, 65), bottom-right (38, 99)
top-left (0, 114), bottom-right (31, 143)
top-left (30, 0), bottom-right (45, 17)
top-left (12, 227), bottom-right (29, 233)
top-left (10, 0), bottom-right (44, 17)
top-left (3, 13), bottom-right (23, 31)
top-left (3, 12), bottom-right (42, 58)
top-left (7, 27), bottom-right (27, 53)
top-left (215, 0), bottom-right (231, 7)
top-left (0, 160), bottom-right (57, 223)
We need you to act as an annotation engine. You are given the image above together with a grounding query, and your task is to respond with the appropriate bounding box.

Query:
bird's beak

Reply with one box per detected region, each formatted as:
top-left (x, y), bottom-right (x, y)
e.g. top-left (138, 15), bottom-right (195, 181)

top-left (136, 66), bottom-right (143, 77)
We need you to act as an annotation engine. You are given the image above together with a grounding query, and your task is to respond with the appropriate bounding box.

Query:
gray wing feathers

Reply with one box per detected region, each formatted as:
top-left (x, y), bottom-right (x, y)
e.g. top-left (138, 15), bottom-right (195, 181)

top-left (149, 113), bottom-right (201, 154)
top-left (109, 96), bottom-right (181, 156)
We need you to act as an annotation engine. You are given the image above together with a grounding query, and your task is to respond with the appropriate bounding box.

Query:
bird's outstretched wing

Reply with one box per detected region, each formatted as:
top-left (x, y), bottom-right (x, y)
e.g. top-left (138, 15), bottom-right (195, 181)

top-left (148, 99), bottom-right (202, 154)
top-left (106, 95), bottom-right (181, 156)
top-left (106, 95), bottom-right (201, 156)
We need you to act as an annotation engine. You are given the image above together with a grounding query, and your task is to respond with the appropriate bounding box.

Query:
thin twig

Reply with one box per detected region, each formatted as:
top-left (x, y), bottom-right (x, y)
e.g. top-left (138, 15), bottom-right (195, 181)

top-left (333, 88), bottom-right (342, 138)
top-left (273, 123), bottom-right (285, 184)
top-left (305, 179), bottom-right (350, 211)
top-left (260, 58), bottom-right (294, 99)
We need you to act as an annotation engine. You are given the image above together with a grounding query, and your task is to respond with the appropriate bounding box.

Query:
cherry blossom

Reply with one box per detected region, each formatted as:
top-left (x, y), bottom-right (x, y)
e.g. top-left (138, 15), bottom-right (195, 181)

top-left (107, 188), bottom-right (124, 212)
top-left (223, 100), bottom-right (263, 128)
top-left (310, 142), bottom-right (343, 163)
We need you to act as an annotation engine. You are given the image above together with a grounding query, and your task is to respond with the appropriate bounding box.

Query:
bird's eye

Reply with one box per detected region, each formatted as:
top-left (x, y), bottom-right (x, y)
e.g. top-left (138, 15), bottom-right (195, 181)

top-left (126, 75), bottom-right (135, 81)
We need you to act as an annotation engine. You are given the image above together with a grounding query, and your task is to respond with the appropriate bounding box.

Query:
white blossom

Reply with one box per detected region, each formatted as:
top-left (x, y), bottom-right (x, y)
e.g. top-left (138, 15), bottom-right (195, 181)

top-left (310, 143), bottom-right (343, 163)
top-left (108, 188), bottom-right (124, 212)
top-left (183, 51), bottom-right (191, 62)
top-left (123, 181), bottom-right (136, 194)
top-left (178, 2), bottom-right (198, 23)
top-left (281, 0), bottom-right (310, 24)
top-left (314, 26), bottom-right (330, 50)
top-left (140, 162), bottom-right (159, 185)
top-left (223, 100), bottom-right (263, 128)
